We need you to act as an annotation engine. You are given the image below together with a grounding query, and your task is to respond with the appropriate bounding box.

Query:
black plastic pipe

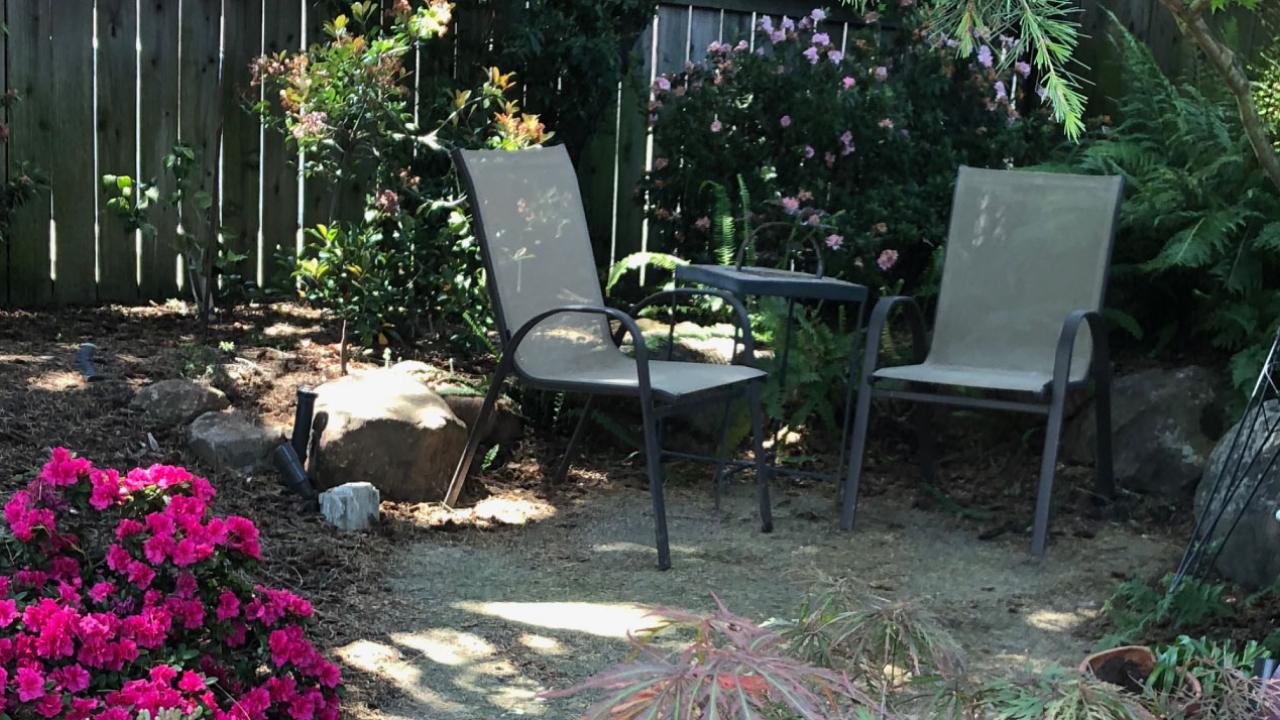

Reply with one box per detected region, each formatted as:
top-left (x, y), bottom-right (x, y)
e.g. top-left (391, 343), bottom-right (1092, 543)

top-left (272, 444), bottom-right (317, 500)
top-left (77, 343), bottom-right (103, 382)
top-left (291, 387), bottom-right (318, 464)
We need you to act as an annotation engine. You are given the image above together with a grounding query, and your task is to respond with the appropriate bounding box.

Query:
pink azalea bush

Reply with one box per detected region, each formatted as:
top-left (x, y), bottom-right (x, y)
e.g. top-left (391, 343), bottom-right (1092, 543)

top-left (641, 3), bottom-right (1058, 291)
top-left (0, 449), bottom-right (341, 720)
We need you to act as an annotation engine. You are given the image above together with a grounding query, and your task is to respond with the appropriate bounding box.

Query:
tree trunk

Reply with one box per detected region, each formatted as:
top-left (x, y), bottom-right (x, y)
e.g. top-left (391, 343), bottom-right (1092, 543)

top-left (1158, 0), bottom-right (1280, 195)
top-left (339, 317), bottom-right (349, 376)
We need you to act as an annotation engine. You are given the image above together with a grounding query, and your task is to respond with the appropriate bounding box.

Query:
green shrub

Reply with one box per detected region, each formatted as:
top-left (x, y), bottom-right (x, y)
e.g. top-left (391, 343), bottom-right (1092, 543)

top-left (1060, 20), bottom-right (1280, 394)
top-left (1099, 575), bottom-right (1234, 649)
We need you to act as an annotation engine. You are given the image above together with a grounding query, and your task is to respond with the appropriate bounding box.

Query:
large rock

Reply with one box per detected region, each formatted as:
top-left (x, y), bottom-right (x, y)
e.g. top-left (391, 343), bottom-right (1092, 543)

top-left (132, 379), bottom-right (229, 427)
top-left (1194, 399), bottom-right (1280, 589)
top-left (308, 368), bottom-right (468, 503)
top-left (1064, 366), bottom-right (1224, 498)
top-left (188, 411), bottom-right (284, 472)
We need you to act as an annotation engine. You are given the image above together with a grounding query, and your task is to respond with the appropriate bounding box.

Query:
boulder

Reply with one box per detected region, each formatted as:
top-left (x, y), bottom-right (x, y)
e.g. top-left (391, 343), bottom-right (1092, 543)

top-left (188, 411), bottom-right (284, 472)
top-left (1194, 399), bottom-right (1280, 589)
top-left (1064, 366), bottom-right (1224, 498)
top-left (132, 379), bottom-right (229, 427)
top-left (439, 393), bottom-right (524, 445)
top-left (319, 482), bottom-right (382, 532)
top-left (308, 368), bottom-right (468, 503)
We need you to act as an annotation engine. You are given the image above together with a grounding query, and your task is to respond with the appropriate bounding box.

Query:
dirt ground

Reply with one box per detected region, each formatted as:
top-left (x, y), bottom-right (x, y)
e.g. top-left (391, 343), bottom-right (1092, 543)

top-left (0, 303), bottom-right (1224, 719)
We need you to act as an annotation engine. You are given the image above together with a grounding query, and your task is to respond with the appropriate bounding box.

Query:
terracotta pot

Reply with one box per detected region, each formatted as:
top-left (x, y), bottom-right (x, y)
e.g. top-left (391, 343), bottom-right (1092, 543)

top-left (1079, 645), bottom-right (1203, 717)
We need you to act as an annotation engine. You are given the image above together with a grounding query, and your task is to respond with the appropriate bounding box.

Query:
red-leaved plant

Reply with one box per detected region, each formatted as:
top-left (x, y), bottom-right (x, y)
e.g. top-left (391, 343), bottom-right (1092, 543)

top-left (544, 596), bottom-right (884, 719)
top-left (0, 449), bottom-right (341, 720)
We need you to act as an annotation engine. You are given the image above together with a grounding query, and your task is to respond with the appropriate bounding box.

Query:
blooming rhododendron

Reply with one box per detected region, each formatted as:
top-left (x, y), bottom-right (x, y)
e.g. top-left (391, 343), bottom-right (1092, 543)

top-left (0, 450), bottom-right (341, 719)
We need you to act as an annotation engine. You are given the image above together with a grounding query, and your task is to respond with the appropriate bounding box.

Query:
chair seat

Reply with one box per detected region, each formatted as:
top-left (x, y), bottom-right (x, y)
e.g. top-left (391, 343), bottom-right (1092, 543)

top-left (873, 362), bottom-right (1055, 394)
top-left (521, 349), bottom-right (765, 401)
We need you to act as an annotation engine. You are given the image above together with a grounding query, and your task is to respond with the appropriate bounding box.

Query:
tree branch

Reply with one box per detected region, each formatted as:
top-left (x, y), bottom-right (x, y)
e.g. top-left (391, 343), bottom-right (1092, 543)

top-left (1158, 0), bottom-right (1280, 195)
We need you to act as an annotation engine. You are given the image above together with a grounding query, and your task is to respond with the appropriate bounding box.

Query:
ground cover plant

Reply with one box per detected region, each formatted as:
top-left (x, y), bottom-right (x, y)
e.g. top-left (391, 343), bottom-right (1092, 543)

top-left (0, 448), bottom-right (340, 719)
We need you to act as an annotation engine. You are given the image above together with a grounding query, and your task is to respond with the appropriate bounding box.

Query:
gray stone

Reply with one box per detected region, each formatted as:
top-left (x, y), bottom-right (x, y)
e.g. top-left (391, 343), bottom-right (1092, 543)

top-left (439, 392), bottom-right (524, 445)
top-left (132, 379), bottom-right (229, 427)
top-left (309, 368), bottom-right (469, 503)
top-left (1064, 366), bottom-right (1224, 498)
top-left (1194, 399), bottom-right (1280, 589)
top-left (188, 411), bottom-right (285, 472)
top-left (319, 482), bottom-right (381, 532)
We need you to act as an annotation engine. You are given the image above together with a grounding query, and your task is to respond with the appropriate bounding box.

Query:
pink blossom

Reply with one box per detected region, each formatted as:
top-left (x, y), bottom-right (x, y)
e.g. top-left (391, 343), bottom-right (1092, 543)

top-left (825, 234), bottom-right (844, 250)
top-left (994, 81), bottom-right (1008, 100)
top-left (710, 119), bottom-right (723, 133)
top-left (803, 46), bottom-right (820, 64)
top-left (812, 32), bottom-right (831, 47)
top-left (652, 75), bottom-right (671, 93)
top-left (824, 151), bottom-right (837, 169)
top-left (781, 197), bottom-right (801, 215)
top-left (758, 15), bottom-right (774, 33)
top-left (781, 15), bottom-right (795, 31)
top-left (977, 45), bottom-right (994, 68)
top-left (842, 76), bottom-right (856, 89)
top-left (779, 115), bottom-right (792, 128)
top-left (217, 590), bottom-right (242, 621)
top-left (873, 66), bottom-right (888, 81)
top-left (694, 216), bottom-right (711, 232)
top-left (769, 29), bottom-right (786, 44)
top-left (839, 130), bottom-right (855, 156)
top-left (735, 39), bottom-right (749, 52)
top-left (827, 50), bottom-right (843, 64)
top-left (803, 145), bottom-right (815, 159)
top-left (16, 666), bottom-right (45, 702)
top-left (877, 249), bottom-right (899, 271)
top-left (878, 118), bottom-right (894, 129)
top-left (1015, 61), bottom-right (1032, 78)
top-left (810, 8), bottom-right (826, 22)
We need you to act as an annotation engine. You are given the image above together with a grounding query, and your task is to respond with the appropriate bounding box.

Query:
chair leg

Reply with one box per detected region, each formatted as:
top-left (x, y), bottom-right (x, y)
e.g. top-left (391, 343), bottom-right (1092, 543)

top-left (444, 366), bottom-right (509, 508)
top-left (639, 400), bottom-right (672, 571)
top-left (746, 383), bottom-right (773, 533)
top-left (1032, 386), bottom-right (1069, 558)
top-left (840, 384), bottom-right (875, 532)
top-left (549, 395), bottom-right (594, 490)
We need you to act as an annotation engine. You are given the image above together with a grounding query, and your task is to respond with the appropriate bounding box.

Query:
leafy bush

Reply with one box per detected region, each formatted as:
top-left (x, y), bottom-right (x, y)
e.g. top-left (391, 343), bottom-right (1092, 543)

top-left (1060, 21), bottom-right (1280, 393)
top-left (0, 449), bottom-right (341, 720)
top-left (254, 1), bottom-right (549, 360)
top-left (640, 5), bottom-right (1059, 294)
top-left (1098, 575), bottom-right (1235, 649)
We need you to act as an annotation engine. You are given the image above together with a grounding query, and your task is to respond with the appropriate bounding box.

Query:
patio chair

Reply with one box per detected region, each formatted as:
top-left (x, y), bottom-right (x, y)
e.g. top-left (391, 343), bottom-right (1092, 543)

top-left (445, 145), bottom-right (774, 570)
top-left (841, 167), bottom-right (1124, 557)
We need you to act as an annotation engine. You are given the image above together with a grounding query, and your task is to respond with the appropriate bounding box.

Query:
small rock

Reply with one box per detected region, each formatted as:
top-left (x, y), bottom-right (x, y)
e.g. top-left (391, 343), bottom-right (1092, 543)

top-left (1064, 366), bottom-right (1225, 498)
top-left (1194, 399), bottom-right (1280, 589)
top-left (188, 411), bottom-right (285, 473)
top-left (309, 368), bottom-right (469, 503)
top-left (319, 482), bottom-right (381, 532)
top-left (132, 379), bottom-right (229, 427)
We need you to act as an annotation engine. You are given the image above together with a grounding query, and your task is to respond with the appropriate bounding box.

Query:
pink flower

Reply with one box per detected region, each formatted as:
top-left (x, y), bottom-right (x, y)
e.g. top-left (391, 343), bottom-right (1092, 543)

top-left (1015, 60), bottom-right (1032, 78)
top-left (826, 234), bottom-right (844, 250)
top-left (803, 46), bottom-right (820, 64)
top-left (803, 145), bottom-right (815, 159)
top-left (877, 249), bottom-right (899, 271)
top-left (827, 50), bottom-right (843, 64)
top-left (694, 216), bottom-right (711, 232)
top-left (810, 8), bottom-right (826, 22)
top-left (735, 39), bottom-right (748, 52)
top-left (710, 119), bottom-right (723, 133)
top-left (217, 590), bottom-right (242, 621)
top-left (652, 75), bottom-right (671, 93)
top-left (839, 130), bottom-right (855, 156)
top-left (781, 197), bottom-right (801, 215)
top-left (994, 80), bottom-right (1008, 100)
top-left (52, 664), bottom-right (91, 693)
top-left (977, 45), bottom-right (994, 68)
top-left (879, 118), bottom-right (894, 129)
top-left (88, 581), bottom-right (116, 603)
top-left (0, 599), bottom-right (17, 627)
top-left (178, 670), bottom-right (206, 693)
top-left (769, 29), bottom-right (786, 44)
top-left (842, 76), bottom-right (856, 89)
top-left (873, 66), bottom-right (888, 81)
top-left (824, 151), bottom-right (836, 169)
top-left (812, 32), bottom-right (831, 47)
top-left (779, 115), bottom-right (792, 128)
top-left (758, 14), bottom-right (774, 33)
top-left (16, 666), bottom-right (45, 702)
top-left (780, 15), bottom-right (795, 31)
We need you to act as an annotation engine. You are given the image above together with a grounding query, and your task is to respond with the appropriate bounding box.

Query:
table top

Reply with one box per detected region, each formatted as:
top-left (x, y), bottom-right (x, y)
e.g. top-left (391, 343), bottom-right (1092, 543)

top-left (676, 264), bottom-right (868, 303)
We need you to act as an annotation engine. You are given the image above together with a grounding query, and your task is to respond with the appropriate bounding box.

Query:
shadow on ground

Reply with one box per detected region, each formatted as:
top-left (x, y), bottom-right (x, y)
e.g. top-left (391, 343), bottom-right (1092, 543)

top-left (335, 479), bottom-right (1178, 719)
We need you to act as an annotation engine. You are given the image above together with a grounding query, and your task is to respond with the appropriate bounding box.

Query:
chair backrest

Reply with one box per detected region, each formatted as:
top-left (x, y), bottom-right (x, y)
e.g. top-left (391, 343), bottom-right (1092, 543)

top-left (927, 167), bottom-right (1123, 380)
top-left (453, 145), bottom-right (613, 377)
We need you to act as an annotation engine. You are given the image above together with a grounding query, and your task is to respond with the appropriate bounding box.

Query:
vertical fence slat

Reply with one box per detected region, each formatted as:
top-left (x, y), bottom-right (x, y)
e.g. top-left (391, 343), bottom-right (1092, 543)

top-left (7, 0), bottom-right (54, 306)
top-left (97, 0), bottom-right (139, 302)
top-left (689, 8), bottom-right (720, 61)
top-left (259, 1), bottom-right (303, 289)
top-left (655, 5), bottom-right (690, 76)
top-left (178, 0), bottom-right (221, 303)
top-left (50, 1), bottom-right (97, 305)
top-left (0, 0), bottom-right (8, 306)
top-left (222, 0), bottom-right (263, 287)
top-left (722, 9), bottom-right (753, 44)
top-left (139, 0), bottom-right (181, 300)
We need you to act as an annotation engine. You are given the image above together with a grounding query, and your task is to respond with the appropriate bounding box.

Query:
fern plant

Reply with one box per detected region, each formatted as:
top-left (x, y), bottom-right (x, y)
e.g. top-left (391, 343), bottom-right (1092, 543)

top-left (1062, 18), bottom-right (1280, 395)
top-left (1098, 575), bottom-right (1234, 649)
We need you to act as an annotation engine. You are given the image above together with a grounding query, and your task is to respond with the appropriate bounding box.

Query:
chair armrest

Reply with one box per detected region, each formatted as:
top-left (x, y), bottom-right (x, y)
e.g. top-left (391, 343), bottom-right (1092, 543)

top-left (625, 288), bottom-right (758, 367)
top-left (862, 295), bottom-right (929, 385)
top-left (1051, 310), bottom-right (1108, 392)
top-left (508, 304), bottom-right (653, 387)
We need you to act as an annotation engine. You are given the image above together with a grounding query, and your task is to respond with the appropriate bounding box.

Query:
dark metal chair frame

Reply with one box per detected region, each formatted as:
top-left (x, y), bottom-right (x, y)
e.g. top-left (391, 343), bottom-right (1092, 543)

top-left (444, 149), bottom-right (774, 571)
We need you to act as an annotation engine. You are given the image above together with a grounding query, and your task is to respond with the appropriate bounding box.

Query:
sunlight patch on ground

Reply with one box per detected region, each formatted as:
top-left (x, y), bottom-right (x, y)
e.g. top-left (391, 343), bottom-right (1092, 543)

top-left (1025, 608), bottom-right (1092, 633)
top-left (391, 628), bottom-right (496, 667)
top-left (454, 600), bottom-right (665, 639)
top-left (397, 493), bottom-right (557, 529)
top-left (28, 369), bottom-right (84, 391)
top-left (335, 640), bottom-right (468, 715)
top-left (519, 633), bottom-right (566, 655)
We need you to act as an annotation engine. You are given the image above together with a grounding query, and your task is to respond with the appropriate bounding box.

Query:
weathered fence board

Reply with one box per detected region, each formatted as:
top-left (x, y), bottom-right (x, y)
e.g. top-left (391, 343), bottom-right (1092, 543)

top-left (0, 0), bottom-right (1271, 307)
top-left (139, 0), bottom-right (182, 300)
top-left (8, 0), bottom-right (55, 307)
top-left (97, 0), bottom-right (140, 302)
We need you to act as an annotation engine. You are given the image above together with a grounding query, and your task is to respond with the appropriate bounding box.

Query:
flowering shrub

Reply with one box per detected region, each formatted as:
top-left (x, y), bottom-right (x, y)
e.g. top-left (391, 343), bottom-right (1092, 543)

top-left (254, 1), bottom-right (550, 358)
top-left (0, 449), bottom-right (341, 720)
top-left (640, 4), bottom-right (1059, 292)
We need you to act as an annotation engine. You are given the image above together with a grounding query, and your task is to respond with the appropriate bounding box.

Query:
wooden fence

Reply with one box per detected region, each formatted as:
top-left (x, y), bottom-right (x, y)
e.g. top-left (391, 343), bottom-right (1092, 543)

top-left (0, 0), bottom-right (1271, 307)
